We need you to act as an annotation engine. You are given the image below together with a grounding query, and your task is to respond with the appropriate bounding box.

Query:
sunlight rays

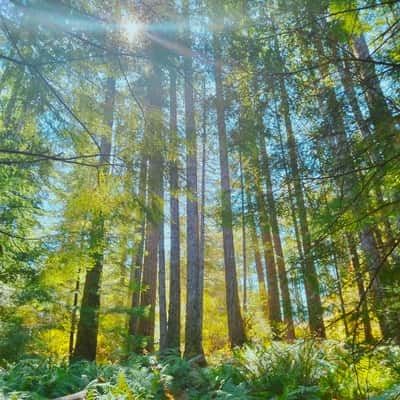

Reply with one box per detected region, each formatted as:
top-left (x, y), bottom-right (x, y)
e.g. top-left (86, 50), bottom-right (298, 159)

top-left (120, 17), bottom-right (145, 43)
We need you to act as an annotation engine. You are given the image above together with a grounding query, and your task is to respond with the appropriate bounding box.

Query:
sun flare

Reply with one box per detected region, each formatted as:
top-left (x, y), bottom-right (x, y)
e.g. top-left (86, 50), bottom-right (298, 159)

top-left (121, 18), bottom-right (144, 42)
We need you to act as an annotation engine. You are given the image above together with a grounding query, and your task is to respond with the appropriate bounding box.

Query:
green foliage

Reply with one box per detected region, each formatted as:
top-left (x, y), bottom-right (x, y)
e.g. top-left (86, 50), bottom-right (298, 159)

top-left (0, 358), bottom-right (98, 398)
top-left (0, 317), bottom-right (32, 365)
top-left (233, 341), bottom-right (399, 400)
top-left (0, 0), bottom-right (400, 399)
top-left (84, 356), bottom-right (164, 399)
top-left (1, 342), bottom-right (399, 399)
top-left (371, 384), bottom-right (400, 400)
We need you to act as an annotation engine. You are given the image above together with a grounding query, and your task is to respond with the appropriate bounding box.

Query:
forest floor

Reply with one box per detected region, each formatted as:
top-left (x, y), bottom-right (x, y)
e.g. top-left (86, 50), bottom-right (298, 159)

top-left (1, 340), bottom-right (400, 399)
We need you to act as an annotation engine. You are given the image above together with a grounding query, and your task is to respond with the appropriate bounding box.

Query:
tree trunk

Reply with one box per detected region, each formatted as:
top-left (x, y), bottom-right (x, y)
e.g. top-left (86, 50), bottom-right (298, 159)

top-left (334, 46), bottom-right (371, 140)
top-left (332, 248), bottom-right (349, 338)
top-left (69, 270), bottom-right (80, 361)
top-left (158, 182), bottom-right (167, 352)
top-left (183, 0), bottom-right (204, 360)
top-left (128, 155), bottom-right (147, 341)
top-left (351, 33), bottom-right (396, 136)
top-left (253, 176), bottom-right (282, 332)
top-left (136, 52), bottom-right (163, 351)
top-left (276, 65), bottom-right (326, 338)
top-left (199, 76), bottom-right (207, 339)
top-left (276, 117), bottom-right (307, 323)
top-left (259, 136), bottom-right (295, 339)
top-left (213, 31), bottom-right (246, 348)
top-left (334, 44), bottom-right (396, 250)
top-left (73, 77), bottom-right (116, 361)
top-left (315, 33), bottom-right (393, 341)
top-left (245, 184), bottom-right (269, 319)
top-left (347, 234), bottom-right (373, 343)
top-left (166, 67), bottom-right (181, 351)
top-left (359, 227), bottom-right (391, 339)
top-left (239, 151), bottom-right (247, 313)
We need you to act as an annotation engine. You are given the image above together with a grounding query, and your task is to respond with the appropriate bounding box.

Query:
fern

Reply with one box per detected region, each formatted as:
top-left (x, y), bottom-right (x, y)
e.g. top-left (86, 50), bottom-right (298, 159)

top-left (370, 383), bottom-right (400, 400)
top-left (85, 389), bottom-right (97, 400)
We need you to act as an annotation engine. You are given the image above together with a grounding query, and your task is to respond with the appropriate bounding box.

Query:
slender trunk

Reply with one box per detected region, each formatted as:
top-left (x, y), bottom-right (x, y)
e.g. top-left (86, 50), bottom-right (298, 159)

top-left (118, 247), bottom-right (128, 308)
top-left (245, 184), bottom-right (269, 318)
top-left (158, 181), bottom-right (167, 352)
top-left (73, 77), bottom-right (116, 361)
top-left (351, 33), bottom-right (396, 137)
top-left (334, 47), bottom-right (371, 140)
top-left (347, 235), bottom-right (373, 343)
top-left (199, 77), bottom-right (207, 336)
top-left (250, 79), bottom-right (281, 332)
top-left (69, 270), bottom-right (80, 361)
top-left (213, 32), bottom-right (246, 348)
top-left (166, 67), bottom-right (181, 351)
top-left (276, 63), bottom-right (326, 338)
top-left (334, 45), bottom-right (396, 249)
top-left (332, 250), bottom-right (349, 338)
top-left (315, 34), bottom-right (393, 340)
top-left (259, 137), bottom-right (295, 339)
top-left (277, 108), bottom-right (306, 323)
top-left (136, 52), bottom-right (163, 351)
top-left (254, 178), bottom-right (282, 330)
top-left (183, 0), bottom-right (204, 360)
top-left (128, 155), bottom-right (147, 340)
top-left (239, 151), bottom-right (247, 313)
top-left (359, 227), bottom-right (391, 339)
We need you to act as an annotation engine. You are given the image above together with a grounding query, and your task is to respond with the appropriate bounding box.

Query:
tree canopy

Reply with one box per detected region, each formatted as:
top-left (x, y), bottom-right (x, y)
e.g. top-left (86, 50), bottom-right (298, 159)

top-left (0, 0), bottom-right (400, 399)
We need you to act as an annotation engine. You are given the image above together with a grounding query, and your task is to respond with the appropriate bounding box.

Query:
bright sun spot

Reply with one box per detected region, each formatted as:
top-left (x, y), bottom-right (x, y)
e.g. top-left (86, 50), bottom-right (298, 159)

top-left (121, 18), bottom-right (144, 42)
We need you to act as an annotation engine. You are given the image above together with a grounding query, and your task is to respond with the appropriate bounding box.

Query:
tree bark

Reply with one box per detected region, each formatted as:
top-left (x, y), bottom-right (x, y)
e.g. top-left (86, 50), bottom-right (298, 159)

top-left (331, 248), bottom-right (349, 338)
top-left (69, 270), bottom-right (80, 361)
top-left (199, 76), bottom-right (207, 339)
top-left (73, 77), bottom-right (116, 361)
top-left (276, 62), bottom-right (326, 338)
top-left (360, 227), bottom-right (391, 339)
top-left (277, 118), bottom-right (307, 323)
top-left (347, 234), bottom-right (373, 342)
top-left (351, 33), bottom-right (396, 137)
top-left (334, 44), bottom-right (396, 257)
top-left (239, 151), bottom-right (247, 313)
top-left (315, 33), bottom-right (393, 340)
top-left (128, 154), bottom-right (147, 341)
top-left (245, 183), bottom-right (269, 319)
top-left (183, 0), bottom-right (204, 360)
top-left (259, 136), bottom-right (295, 339)
top-left (253, 174), bottom-right (282, 331)
top-left (213, 31), bottom-right (247, 348)
top-left (158, 181), bottom-right (167, 352)
top-left (166, 67), bottom-right (181, 351)
top-left (136, 51), bottom-right (163, 351)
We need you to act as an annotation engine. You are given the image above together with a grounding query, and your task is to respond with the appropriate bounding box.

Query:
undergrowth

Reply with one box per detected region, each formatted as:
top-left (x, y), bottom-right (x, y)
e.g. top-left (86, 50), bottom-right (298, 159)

top-left (0, 341), bottom-right (399, 399)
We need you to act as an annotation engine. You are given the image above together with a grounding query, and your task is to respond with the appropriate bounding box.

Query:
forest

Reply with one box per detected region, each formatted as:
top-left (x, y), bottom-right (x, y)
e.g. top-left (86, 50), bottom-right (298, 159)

top-left (0, 0), bottom-right (399, 399)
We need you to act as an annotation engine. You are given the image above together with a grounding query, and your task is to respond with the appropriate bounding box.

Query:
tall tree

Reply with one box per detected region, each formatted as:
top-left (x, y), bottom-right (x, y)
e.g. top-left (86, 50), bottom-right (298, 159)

top-left (351, 33), bottom-right (396, 139)
top-left (158, 181), bottom-right (167, 352)
top-left (128, 154), bottom-right (147, 342)
top-left (239, 150), bottom-right (247, 313)
top-left (312, 25), bottom-right (394, 339)
top-left (199, 76), bottom-right (207, 340)
top-left (212, 27), bottom-right (247, 347)
top-left (244, 183), bottom-right (269, 319)
top-left (136, 47), bottom-right (163, 351)
top-left (273, 41), bottom-right (326, 338)
top-left (259, 135), bottom-right (295, 339)
top-left (73, 76), bottom-right (116, 361)
top-left (166, 67), bottom-right (181, 351)
top-left (183, 0), bottom-right (204, 360)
